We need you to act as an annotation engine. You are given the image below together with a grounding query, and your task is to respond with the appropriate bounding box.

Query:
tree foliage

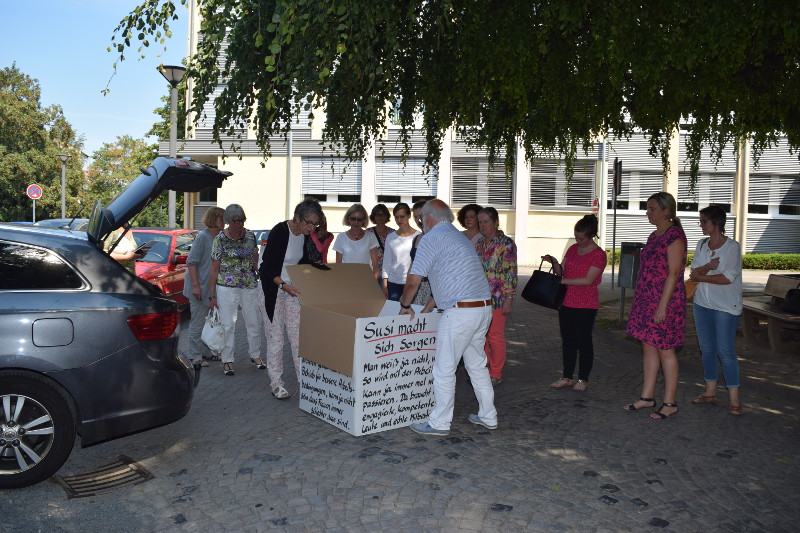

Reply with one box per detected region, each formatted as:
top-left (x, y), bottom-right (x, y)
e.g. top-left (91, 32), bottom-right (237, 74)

top-left (0, 64), bottom-right (85, 221)
top-left (111, 1), bottom-right (800, 181)
top-left (87, 135), bottom-right (181, 227)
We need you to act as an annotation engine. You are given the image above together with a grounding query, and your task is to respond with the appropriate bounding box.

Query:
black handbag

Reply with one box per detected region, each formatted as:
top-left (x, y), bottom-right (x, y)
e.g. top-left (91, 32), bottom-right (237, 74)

top-left (521, 260), bottom-right (567, 310)
top-left (782, 282), bottom-right (800, 314)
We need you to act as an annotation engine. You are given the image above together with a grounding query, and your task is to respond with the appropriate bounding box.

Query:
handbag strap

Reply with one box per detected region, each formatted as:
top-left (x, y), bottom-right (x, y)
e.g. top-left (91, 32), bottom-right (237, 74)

top-left (538, 258), bottom-right (557, 275)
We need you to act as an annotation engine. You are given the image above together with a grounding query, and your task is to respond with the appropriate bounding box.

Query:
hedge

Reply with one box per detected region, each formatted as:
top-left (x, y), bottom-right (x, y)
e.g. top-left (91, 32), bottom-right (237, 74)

top-left (605, 250), bottom-right (800, 270)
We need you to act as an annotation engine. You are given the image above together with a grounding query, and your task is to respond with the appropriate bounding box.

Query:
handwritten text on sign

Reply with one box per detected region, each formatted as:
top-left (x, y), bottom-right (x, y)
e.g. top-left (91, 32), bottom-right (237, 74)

top-left (299, 312), bottom-right (439, 436)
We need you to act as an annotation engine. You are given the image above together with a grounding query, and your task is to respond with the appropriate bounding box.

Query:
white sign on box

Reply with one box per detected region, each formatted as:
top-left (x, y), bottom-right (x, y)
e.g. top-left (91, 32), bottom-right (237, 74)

top-left (286, 264), bottom-right (440, 436)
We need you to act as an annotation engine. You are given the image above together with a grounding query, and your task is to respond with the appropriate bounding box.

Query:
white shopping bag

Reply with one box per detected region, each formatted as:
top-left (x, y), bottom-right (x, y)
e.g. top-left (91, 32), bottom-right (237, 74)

top-left (201, 307), bottom-right (225, 354)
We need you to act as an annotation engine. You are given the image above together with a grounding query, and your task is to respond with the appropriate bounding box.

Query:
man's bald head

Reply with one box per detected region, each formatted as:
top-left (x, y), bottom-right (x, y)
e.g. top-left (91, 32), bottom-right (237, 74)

top-left (422, 199), bottom-right (454, 231)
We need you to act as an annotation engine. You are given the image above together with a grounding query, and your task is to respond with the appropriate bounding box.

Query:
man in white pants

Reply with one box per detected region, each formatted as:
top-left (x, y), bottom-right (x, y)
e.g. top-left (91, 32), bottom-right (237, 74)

top-left (399, 199), bottom-right (497, 436)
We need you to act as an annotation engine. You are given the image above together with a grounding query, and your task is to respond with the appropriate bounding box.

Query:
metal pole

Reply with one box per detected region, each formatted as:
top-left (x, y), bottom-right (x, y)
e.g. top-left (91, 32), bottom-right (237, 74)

top-left (33, 199), bottom-right (36, 223)
top-left (168, 84), bottom-right (178, 228)
top-left (60, 161), bottom-right (66, 218)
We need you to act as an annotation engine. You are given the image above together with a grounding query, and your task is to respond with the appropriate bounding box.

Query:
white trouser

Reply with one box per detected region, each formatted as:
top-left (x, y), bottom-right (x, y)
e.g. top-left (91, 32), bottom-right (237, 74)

top-left (266, 289), bottom-right (302, 389)
top-left (216, 285), bottom-right (263, 364)
top-left (428, 305), bottom-right (496, 430)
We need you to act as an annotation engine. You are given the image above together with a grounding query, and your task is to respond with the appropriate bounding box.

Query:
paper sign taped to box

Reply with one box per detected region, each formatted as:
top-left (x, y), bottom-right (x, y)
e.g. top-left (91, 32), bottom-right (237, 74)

top-left (287, 263), bottom-right (440, 436)
top-left (299, 307), bottom-right (439, 435)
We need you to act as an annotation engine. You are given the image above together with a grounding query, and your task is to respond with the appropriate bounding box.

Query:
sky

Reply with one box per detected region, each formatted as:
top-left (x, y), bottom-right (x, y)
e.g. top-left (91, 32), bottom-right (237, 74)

top-left (0, 0), bottom-right (189, 161)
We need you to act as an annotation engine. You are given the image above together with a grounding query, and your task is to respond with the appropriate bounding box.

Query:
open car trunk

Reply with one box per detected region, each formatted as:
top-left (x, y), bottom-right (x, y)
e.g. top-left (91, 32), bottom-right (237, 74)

top-left (87, 157), bottom-right (232, 246)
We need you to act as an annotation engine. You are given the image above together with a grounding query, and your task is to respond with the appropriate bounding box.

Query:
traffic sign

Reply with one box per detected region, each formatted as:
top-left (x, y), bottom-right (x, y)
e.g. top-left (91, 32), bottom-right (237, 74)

top-left (27, 184), bottom-right (43, 200)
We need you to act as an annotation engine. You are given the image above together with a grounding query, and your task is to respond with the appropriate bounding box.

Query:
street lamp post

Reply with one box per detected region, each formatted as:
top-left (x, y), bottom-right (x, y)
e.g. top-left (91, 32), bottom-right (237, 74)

top-left (56, 154), bottom-right (70, 219)
top-left (157, 65), bottom-right (187, 228)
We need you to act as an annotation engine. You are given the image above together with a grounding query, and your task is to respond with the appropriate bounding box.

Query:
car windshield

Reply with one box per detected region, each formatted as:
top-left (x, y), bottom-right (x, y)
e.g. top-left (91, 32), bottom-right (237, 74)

top-left (132, 232), bottom-right (173, 264)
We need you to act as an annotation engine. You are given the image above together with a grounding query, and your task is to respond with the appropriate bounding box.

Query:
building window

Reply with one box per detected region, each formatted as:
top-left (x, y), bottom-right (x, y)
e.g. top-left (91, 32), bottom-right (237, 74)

top-left (451, 158), bottom-right (514, 208)
top-left (302, 157), bottom-right (362, 201)
top-left (198, 188), bottom-right (217, 203)
top-left (531, 160), bottom-right (595, 209)
top-left (375, 157), bottom-right (437, 198)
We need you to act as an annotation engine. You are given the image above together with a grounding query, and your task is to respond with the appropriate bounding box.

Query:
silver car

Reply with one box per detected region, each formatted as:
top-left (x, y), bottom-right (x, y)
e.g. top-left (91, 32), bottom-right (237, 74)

top-left (0, 158), bottom-right (231, 489)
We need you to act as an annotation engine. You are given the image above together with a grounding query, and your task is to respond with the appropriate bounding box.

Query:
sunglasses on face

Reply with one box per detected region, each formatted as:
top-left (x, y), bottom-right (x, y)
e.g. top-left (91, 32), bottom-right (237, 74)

top-left (303, 217), bottom-right (320, 228)
top-left (231, 218), bottom-right (246, 224)
top-left (349, 217), bottom-right (365, 222)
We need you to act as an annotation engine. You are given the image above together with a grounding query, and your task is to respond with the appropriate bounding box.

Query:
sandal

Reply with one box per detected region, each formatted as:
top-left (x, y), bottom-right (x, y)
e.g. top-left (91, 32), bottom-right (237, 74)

top-left (650, 402), bottom-right (679, 419)
top-left (624, 397), bottom-right (656, 411)
top-left (550, 377), bottom-right (575, 389)
top-left (272, 386), bottom-right (290, 400)
top-left (223, 362), bottom-right (234, 376)
top-left (572, 379), bottom-right (588, 392)
top-left (728, 404), bottom-right (743, 416)
top-left (692, 394), bottom-right (717, 404)
top-left (203, 354), bottom-right (222, 361)
top-left (251, 357), bottom-right (266, 370)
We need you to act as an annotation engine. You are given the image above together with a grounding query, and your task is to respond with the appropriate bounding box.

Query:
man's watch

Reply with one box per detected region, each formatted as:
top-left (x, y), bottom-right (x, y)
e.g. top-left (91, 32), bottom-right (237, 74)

top-left (400, 302), bottom-right (411, 310)
top-left (278, 281), bottom-right (285, 289)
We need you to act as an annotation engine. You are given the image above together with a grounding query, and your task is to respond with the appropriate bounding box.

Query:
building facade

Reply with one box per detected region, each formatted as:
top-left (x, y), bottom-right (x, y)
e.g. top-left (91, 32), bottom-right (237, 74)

top-left (164, 8), bottom-right (800, 265)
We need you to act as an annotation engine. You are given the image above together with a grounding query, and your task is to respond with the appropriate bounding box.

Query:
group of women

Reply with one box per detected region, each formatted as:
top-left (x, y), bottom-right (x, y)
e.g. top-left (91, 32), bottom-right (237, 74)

top-left (183, 193), bottom-right (745, 414)
top-left (541, 192), bottom-right (742, 418)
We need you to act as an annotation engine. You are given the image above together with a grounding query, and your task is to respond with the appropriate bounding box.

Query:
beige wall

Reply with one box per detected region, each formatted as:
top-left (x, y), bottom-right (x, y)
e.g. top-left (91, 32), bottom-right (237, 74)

top-left (217, 155), bottom-right (297, 231)
top-left (522, 211), bottom-right (585, 266)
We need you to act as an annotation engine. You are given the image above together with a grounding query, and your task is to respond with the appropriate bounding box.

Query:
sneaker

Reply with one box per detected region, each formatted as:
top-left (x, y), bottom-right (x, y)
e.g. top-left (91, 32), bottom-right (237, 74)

top-left (550, 377), bottom-right (575, 389)
top-left (468, 414), bottom-right (497, 430)
top-left (490, 377), bottom-right (503, 387)
top-left (409, 422), bottom-right (449, 436)
top-left (573, 379), bottom-right (588, 391)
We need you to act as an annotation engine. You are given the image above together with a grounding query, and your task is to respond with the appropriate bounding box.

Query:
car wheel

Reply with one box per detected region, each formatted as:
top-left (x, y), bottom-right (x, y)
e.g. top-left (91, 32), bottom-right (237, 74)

top-left (0, 372), bottom-right (77, 489)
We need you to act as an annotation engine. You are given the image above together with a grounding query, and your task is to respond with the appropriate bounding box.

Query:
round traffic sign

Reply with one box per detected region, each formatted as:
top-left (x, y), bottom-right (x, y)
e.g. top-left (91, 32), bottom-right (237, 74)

top-left (27, 184), bottom-right (43, 200)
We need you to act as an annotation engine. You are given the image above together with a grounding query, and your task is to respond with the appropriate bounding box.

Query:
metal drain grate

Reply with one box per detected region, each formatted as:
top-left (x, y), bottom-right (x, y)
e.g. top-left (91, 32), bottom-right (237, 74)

top-left (53, 455), bottom-right (154, 498)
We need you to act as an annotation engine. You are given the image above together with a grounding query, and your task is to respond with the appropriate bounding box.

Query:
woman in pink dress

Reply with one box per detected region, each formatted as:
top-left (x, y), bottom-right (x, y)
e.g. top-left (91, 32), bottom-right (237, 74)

top-left (623, 192), bottom-right (687, 419)
top-left (543, 215), bottom-right (607, 391)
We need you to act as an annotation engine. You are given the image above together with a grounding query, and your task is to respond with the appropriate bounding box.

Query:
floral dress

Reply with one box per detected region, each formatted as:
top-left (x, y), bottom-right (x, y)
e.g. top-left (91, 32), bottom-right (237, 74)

top-left (626, 225), bottom-right (687, 349)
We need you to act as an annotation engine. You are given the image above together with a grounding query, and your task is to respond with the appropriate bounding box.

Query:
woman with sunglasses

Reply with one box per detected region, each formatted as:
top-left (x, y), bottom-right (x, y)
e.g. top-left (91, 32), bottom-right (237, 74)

top-left (259, 199), bottom-right (323, 399)
top-left (367, 204), bottom-right (395, 286)
top-left (208, 204), bottom-right (265, 376)
top-left (333, 203), bottom-right (380, 273)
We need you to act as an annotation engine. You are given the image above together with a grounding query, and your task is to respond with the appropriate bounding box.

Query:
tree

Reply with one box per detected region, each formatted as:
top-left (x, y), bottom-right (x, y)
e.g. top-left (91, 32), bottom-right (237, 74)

top-left (87, 135), bottom-right (181, 227)
top-left (111, 1), bottom-right (800, 182)
top-left (0, 64), bottom-right (84, 221)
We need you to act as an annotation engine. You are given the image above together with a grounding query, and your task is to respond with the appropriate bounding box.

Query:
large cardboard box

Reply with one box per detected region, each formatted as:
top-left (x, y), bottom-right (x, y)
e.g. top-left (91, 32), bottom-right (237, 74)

top-left (287, 264), bottom-right (440, 436)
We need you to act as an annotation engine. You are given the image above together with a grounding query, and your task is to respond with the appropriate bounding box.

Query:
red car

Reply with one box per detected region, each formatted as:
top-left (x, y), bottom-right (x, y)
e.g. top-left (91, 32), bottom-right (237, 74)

top-left (131, 228), bottom-right (198, 308)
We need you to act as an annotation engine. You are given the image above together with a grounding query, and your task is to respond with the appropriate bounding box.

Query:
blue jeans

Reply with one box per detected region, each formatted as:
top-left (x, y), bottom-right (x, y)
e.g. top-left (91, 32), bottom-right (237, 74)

top-left (693, 303), bottom-right (741, 388)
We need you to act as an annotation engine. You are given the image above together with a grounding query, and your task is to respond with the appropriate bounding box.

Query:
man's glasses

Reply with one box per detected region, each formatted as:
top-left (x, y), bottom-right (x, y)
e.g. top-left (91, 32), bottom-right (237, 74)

top-left (698, 219), bottom-right (709, 225)
top-left (231, 217), bottom-right (246, 224)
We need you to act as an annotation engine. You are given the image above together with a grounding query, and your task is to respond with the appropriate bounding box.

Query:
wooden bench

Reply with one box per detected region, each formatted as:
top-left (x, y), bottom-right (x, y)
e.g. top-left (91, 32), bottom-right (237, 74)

top-left (741, 274), bottom-right (800, 353)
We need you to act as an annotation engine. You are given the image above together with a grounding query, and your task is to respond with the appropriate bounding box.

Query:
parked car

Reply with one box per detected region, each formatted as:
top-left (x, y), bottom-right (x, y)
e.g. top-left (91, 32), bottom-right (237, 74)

top-left (0, 157), bottom-right (231, 489)
top-left (34, 218), bottom-right (89, 231)
top-left (252, 229), bottom-right (270, 261)
top-left (131, 228), bottom-right (198, 309)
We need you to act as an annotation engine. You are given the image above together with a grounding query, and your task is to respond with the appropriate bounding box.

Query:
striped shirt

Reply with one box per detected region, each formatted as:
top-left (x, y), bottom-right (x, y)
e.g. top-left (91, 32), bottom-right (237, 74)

top-left (410, 221), bottom-right (490, 309)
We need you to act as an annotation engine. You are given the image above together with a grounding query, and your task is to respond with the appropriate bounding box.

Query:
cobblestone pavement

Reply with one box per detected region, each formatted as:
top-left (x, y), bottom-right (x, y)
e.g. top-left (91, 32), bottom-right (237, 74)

top-left (2, 270), bottom-right (799, 532)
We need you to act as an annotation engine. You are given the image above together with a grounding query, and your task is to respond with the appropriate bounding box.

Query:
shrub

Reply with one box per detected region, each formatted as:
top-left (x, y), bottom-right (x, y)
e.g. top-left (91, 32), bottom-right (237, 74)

top-left (603, 251), bottom-right (800, 270)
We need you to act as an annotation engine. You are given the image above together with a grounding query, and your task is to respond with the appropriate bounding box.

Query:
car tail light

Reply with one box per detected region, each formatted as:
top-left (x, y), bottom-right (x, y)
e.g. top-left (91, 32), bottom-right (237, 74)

top-left (127, 312), bottom-right (180, 341)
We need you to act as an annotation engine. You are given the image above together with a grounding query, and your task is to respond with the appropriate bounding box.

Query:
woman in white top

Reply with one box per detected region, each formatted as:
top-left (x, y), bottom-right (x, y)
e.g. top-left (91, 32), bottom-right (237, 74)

top-left (689, 205), bottom-right (744, 415)
top-left (333, 203), bottom-right (379, 272)
top-left (381, 203), bottom-right (420, 301)
top-left (457, 203), bottom-right (483, 244)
